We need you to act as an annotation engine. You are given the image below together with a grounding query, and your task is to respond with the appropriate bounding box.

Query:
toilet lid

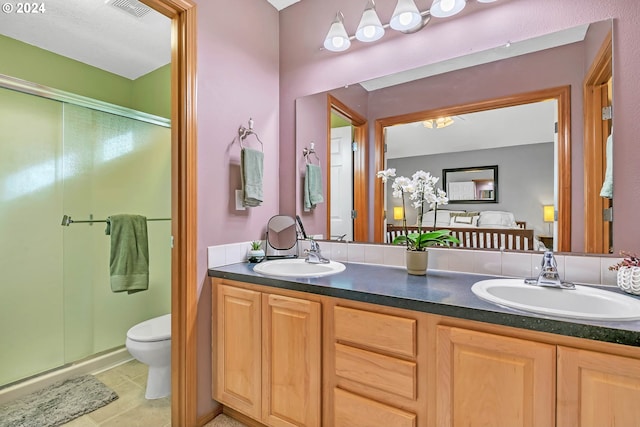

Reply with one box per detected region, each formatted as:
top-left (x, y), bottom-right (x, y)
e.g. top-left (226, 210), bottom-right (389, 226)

top-left (126, 313), bottom-right (171, 342)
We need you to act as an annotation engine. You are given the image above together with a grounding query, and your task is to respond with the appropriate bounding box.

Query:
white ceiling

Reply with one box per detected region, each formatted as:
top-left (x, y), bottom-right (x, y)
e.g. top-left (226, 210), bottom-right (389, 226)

top-left (0, 0), bottom-right (171, 80)
top-left (266, 0), bottom-right (300, 11)
top-left (0, 0), bottom-right (298, 80)
top-left (384, 100), bottom-right (558, 159)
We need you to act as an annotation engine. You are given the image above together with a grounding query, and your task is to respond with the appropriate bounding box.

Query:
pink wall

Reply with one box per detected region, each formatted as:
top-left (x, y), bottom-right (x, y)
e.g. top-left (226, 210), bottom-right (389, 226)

top-left (194, 0), bottom-right (279, 417)
top-left (279, 0), bottom-right (640, 254)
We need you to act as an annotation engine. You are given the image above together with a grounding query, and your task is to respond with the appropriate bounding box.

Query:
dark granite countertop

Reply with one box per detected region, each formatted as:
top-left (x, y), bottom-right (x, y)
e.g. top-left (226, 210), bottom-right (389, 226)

top-left (208, 261), bottom-right (640, 347)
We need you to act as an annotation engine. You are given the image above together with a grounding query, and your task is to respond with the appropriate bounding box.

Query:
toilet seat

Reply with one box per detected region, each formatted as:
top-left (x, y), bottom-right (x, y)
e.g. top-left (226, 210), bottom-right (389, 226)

top-left (126, 313), bottom-right (171, 342)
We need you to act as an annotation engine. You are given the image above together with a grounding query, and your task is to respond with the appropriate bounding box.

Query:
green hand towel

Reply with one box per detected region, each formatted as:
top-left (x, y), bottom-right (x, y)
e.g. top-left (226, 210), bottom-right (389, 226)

top-left (105, 214), bottom-right (149, 294)
top-left (241, 147), bottom-right (264, 207)
top-left (304, 164), bottom-right (324, 210)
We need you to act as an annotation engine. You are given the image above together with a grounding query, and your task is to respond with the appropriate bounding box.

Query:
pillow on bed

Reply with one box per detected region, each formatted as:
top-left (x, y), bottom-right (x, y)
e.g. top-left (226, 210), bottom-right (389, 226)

top-left (477, 211), bottom-right (517, 228)
top-left (449, 212), bottom-right (480, 227)
top-left (421, 210), bottom-right (466, 227)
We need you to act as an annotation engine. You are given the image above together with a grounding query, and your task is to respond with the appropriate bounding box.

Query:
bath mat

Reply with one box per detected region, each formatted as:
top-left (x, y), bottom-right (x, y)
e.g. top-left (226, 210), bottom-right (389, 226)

top-left (0, 375), bottom-right (118, 427)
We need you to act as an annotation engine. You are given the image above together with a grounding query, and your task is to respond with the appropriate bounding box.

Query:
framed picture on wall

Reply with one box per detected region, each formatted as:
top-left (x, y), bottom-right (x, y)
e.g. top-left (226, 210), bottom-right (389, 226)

top-left (442, 165), bottom-right (498, 203)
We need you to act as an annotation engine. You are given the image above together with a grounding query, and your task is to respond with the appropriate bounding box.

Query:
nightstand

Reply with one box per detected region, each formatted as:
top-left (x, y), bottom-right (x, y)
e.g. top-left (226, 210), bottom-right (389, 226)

top-left (538, 235), bottom-right (553, 249)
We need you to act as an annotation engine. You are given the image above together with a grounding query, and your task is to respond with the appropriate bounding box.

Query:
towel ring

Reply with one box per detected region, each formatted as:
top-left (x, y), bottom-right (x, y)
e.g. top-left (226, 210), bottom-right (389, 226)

top-left (238, 118), bottom-right (264, 151)
top-left (303, 142), bottom-right (320, 165)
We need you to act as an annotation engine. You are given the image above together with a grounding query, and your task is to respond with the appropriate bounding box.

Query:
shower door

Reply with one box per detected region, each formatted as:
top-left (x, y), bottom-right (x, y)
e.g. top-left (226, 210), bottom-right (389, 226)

top-left (0, 87), bottom-right (65, 386)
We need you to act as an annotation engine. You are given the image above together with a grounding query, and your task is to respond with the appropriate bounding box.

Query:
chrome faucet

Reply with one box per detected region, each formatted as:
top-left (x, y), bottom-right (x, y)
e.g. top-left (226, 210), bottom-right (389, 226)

top-left (534, 251), bottom-right (575, 289)
top-left (304, 238), bottom-right (330, 264)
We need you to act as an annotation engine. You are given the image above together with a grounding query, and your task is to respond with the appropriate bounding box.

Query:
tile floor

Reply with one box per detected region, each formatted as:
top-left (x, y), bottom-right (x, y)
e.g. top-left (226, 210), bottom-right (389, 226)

top-left (54, 359), bottom-right (248, 427)
top-left (61, 360), bottom-right (171, 427)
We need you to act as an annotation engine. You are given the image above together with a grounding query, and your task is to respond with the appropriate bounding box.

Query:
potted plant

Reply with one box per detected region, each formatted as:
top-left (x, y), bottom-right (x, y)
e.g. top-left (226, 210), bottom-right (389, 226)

top-left (247, 240), bottom-right (265, 263)
top-left (377, 168), bottom-right (460, 275)
top-left (609, 251), bottom-right (640, 295)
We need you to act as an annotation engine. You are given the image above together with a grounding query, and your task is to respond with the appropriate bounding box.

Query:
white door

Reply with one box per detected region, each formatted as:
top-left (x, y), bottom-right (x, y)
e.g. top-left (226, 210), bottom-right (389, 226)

top-left (330, 126), bottom-right (353, 241)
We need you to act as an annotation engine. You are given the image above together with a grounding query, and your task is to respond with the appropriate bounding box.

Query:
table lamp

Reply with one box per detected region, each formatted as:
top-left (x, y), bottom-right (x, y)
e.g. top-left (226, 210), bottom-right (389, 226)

top-left (393, 206), bottom-right (404, 223)
top-left (543, 205), bottom-right (554, 235)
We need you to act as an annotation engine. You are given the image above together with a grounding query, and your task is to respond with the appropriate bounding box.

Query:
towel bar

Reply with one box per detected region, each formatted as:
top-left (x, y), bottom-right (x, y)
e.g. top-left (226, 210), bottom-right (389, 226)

top-left (61, 215), bottom-right (171, 226)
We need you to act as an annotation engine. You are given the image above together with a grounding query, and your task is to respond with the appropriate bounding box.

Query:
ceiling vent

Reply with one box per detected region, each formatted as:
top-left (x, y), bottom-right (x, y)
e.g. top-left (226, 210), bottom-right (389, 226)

top-left (105, 0), bottom-right (152, 18)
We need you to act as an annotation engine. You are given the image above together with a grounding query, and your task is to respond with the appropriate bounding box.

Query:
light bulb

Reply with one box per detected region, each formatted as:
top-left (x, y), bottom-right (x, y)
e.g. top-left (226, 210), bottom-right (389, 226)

top-left (440, 0), bottom-right (455, 12)
top-left (363, 26), bottom-right (376, 39)
top-left (399, 12), bottom-right (413, 26)
top-left (430, 0), bottom-right (466, 18)
top-left (332, 37), bottom-right (345, 49)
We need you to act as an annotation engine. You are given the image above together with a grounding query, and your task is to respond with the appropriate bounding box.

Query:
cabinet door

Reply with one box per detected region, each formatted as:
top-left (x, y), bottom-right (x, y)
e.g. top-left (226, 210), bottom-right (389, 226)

top-left (558, 346), bottom-right (640, 427)
top-left (214, 284), bottom-right (262, 420)
top-left (436, 326), bottom-right (555, 427)
top-left (262, 294), bottom-right (321, 427)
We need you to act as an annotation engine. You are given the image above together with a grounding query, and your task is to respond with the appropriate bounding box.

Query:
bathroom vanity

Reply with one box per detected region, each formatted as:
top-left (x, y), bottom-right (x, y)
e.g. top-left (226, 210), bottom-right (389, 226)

top-left (209, 262), bottom-right (640, 427)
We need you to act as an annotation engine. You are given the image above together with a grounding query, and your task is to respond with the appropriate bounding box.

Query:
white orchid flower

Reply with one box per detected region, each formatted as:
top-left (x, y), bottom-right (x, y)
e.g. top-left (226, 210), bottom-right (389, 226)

top-left (376, 168), bottom-right (396, 183)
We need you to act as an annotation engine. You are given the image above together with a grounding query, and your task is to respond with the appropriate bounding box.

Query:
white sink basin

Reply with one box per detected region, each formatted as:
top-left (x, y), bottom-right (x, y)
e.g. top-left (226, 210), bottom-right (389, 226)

top-left (253, 258), bottom-right (346, 278)
top-left (471, 279), bottom-right (640, 321)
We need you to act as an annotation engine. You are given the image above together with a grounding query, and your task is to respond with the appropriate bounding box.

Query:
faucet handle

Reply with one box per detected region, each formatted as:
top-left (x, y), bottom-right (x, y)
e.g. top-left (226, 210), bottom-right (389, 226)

top-left (541, 250), bottom-right (557, 268)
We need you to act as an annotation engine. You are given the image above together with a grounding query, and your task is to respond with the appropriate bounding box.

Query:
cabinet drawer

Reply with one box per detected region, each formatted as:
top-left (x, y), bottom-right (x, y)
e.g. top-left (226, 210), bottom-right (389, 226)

top-left (334, 306), bottom-right (416, 358)
top-left (335, 343), bottom-right (416, 399)
top-left (334, 387), bottom-right (416, 427)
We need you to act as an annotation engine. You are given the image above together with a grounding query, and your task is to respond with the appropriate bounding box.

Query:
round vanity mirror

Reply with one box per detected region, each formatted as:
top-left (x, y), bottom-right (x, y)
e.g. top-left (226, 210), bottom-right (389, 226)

top-left (266, 215), bottom-right (298, 251)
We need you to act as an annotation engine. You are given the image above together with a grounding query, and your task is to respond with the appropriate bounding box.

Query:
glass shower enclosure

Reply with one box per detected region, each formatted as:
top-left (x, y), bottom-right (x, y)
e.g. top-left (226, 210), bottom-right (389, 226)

top-left (0, 82), bottom-right (171, 387)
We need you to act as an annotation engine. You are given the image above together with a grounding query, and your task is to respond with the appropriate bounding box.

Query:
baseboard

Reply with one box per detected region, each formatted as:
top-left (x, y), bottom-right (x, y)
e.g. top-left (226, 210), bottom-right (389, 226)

top-left (222, 406), bottom-right (267, 427)
top-left (197, 407), bottom-right (222, 427)
top-left (0, 347), bottom-right (131, 406)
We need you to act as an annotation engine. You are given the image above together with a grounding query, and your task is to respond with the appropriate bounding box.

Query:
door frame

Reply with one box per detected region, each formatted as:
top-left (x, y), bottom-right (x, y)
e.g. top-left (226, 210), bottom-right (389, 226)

top-left (583, 30), bottom-right (613, 253)
top-left (327, 95), bottom-right (368, 241)
top-left (142, 1), bottom-right (198, 426)
top-left (374, 86), bottom-right (572, 251)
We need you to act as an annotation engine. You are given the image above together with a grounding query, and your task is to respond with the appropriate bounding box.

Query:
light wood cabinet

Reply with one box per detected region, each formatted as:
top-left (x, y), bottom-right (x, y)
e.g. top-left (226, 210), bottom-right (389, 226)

top-left (214, 284), bottom-right (262, 419)
top-left (213, 278), bottom-right (640, 427)
top-left (436, 326), bottom-right (556, 427)
top-left (557, 346), bottom-right (640, 427)
top-left (326, 302), bottom-right (426, 427)
top-left (213, 280), bottom-right (321, 427)
top-left (262, 294), bottom-right (321, 427)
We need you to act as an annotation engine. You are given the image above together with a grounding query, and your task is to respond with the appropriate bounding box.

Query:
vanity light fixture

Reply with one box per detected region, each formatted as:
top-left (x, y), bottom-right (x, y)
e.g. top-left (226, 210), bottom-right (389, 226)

top-left (423, 116), bottom-right (455, 128)
top-left (324, 0), bottom-right (497, 52)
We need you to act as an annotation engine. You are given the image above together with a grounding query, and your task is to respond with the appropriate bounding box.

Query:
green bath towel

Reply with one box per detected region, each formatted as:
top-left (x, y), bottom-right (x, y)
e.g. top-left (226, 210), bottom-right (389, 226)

top-left (105, 214), bottom-right (149, 294)
top-left (304, 164), bottom-right (324, 210)
top-left (241, 147), bottom-right (264, 207)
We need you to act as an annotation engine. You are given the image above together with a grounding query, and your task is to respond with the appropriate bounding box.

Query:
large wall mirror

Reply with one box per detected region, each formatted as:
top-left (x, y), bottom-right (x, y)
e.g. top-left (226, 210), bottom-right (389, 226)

top-left (295, 18), bottom-right (613, 254)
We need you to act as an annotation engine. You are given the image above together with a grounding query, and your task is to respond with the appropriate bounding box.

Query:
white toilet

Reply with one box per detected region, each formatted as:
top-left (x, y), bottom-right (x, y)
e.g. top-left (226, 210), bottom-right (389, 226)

top-left (125, 313), bottom-right (171, 399)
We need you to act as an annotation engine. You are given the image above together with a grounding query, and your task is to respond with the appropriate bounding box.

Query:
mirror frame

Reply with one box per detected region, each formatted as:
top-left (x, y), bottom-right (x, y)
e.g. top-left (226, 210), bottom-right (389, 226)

top-left (374, 85), bottom-right (572, 251)
top-left (442, 165), bottom-right (499, 204)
